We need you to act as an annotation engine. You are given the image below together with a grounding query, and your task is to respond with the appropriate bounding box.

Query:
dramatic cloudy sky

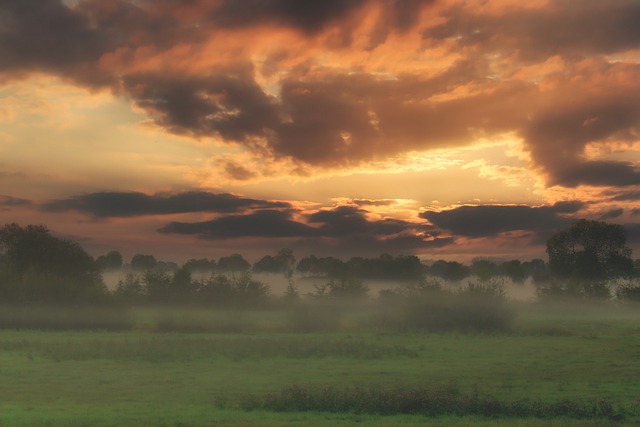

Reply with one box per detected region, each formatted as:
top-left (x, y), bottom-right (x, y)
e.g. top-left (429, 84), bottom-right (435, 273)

top-left (1, 0), bottom-right (640, 263)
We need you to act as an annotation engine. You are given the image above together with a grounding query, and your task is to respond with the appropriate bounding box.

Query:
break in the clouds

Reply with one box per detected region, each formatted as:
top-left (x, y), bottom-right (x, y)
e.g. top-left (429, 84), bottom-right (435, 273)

top-left (41, 191), bottom-right (289, 217)
top-left (421, 202), bottom-right (585, 239)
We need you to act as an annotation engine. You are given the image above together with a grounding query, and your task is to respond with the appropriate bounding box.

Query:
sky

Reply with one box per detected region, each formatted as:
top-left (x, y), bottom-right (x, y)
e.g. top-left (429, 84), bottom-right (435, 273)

top-left (1, 0), bottom-right (640, 264)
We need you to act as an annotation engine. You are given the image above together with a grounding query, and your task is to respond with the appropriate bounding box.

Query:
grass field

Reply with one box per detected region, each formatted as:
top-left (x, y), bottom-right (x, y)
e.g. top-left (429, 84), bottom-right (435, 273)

top-left (0, 305), bottom-right (639, 426)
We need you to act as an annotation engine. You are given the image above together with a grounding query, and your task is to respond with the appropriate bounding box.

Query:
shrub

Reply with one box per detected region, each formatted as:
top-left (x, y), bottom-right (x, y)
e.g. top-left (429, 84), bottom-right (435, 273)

top-left (200, 273), bottom-right (270, 307)
top-left (615, 279), bottom-right (640, 303)
top-left (536, 280), bottom-right (612, 302)
top-left (377, 279), bottom-right (515, 333)
top-left (241, 384), bottom-right (624, 421)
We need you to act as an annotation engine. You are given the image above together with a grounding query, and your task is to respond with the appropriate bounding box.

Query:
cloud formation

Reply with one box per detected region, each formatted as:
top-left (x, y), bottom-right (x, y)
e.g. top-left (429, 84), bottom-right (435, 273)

top-left (159, 209), bottom-right (314, 239)
top-left (42, 191), bottom-right (289, 217)
top-left (207, 0), bottom-right (366, 34)
top-left (421, 202), bottom-right (585, 238)
top-left (2, 0), bottom-right (640, 191)
top-left (159, 205), bottom-right (451, 254)
top-left (0, 195), bottom-right (31, 208)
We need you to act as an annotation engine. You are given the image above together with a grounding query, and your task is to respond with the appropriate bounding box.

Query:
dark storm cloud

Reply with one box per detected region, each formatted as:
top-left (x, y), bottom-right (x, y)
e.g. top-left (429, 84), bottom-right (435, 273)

top-left (420, 202), bottom-right (584, 238)
top-left (423, 2), bottom-right (640, 189)
top-left (122, 70), bottom-right (280, 142)
top-left (607, 189), bottom-right (640, 202)
top-left (550, 161), bottom-right (640, 187)
top-left (159, 205), bottom-right (450, 253)
top-left (159, 209), bottom-right (316, 239)
top-left (41, 191), bottom-right (289, 217)
top-left (600, 208), bottom-right (625, 220)
top-left (631, 209), bottom-right (640, 217)
top-left (3, 0), bottom-right (639, 191)
top-left (522, 67), bottom-right (640, 187)
top-left (208, 0), bottom-right (366, 34)
top-left (0, 0), bottom-right (113, 85)
top-left (426, 0), bottom-right (640, 61)
top-left (267, 72), bottom-right (530, 165)
top-left (122, 65), bottom-right (530, 166)
top-left (0, 195), bottom-right (31, 207)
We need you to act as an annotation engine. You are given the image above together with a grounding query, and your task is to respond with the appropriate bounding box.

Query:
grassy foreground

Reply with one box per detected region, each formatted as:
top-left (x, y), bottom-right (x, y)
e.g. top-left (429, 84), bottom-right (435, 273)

top-left (0, 306), bottom-right (639, 426)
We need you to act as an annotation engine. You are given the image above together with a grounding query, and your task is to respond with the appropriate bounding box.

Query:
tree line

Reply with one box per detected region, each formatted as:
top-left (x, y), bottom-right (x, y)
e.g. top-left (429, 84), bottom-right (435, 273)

top-left (100, 249), bottom-right (549, 284)
top-left (1, 220), bottom-right (639, 306)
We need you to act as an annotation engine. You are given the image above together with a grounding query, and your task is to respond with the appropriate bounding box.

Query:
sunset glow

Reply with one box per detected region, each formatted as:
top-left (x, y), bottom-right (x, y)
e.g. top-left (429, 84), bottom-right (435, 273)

top-left (1, 0), bottom-right (639, 262)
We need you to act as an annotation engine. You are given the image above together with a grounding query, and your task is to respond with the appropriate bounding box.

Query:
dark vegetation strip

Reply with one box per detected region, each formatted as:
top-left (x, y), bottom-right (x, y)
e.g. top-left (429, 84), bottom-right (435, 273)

top-left (0, 335), bottom-right (418, 362)
top-left (240, 384), bottom-right (625, 421)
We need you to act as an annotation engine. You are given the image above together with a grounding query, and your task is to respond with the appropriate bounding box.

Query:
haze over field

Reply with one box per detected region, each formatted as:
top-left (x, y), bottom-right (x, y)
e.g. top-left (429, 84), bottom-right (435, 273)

top-left (1, 0), bottom-right (640, 262)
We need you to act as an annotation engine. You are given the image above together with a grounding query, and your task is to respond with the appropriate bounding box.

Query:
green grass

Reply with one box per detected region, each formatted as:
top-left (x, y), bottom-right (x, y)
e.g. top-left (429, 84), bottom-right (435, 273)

top-left (0, 306), bottom-right (639, 425)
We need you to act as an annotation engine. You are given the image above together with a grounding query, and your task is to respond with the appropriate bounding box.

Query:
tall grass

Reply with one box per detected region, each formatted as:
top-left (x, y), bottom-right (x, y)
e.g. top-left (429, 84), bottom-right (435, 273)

top-left (242, 384), bottom-right (624, 421)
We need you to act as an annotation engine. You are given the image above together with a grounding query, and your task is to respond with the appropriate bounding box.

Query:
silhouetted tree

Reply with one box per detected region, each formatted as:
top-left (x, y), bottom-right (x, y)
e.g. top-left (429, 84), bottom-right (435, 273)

top-left (297, 255), bottom-right (346, 277)
top-left (0, 223), bottom-right (106, 302)
top-left (326, 277), bottom-right (369, 300)
top-left (217, 253), bottom-right (251, 274)
top-left (428, 260), bottom-right (470, 282)
top-left (522, 258), bottom-right (550, 283)
top-left (547, 219), bottom-right (634, 281)
top-left (131, 254), bottom-right (157, 271)
top-left (183, 258), bottom-right (216, 272)
top-left (253, 255), bottom-right (281, 273)
top-left (95, 250), bottom-right (123, 270)
top-left (296, 255), bottom-right (318, 275)
top-left (274, 248), bottom-right (296, 274)
top-left (155, 261), bottom-right (178, 272)
top-left (169, 266), bottom-right (198, 300)
top-left (471, 259), bottom-right (499, 282)
top-left (142, 270), bottom-right (171, 302)
top-left (499, 260), bottom-right (527, 283)
top-left (200, 273), bottom-right (269, 307)
top-left (114, 273), bottom-right (145, 303)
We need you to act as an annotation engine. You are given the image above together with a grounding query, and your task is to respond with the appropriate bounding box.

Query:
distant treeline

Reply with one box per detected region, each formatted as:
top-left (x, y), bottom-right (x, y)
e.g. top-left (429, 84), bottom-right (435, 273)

top-left (1, 222), bottom-right (640, 308)
top-left (100, 248), bottom-right (552, 284)
top-left (2, 222), bottom-right (640, 333)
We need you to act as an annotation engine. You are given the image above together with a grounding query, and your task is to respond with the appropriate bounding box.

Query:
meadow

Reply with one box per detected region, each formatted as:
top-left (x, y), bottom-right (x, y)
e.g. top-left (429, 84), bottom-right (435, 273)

top-left (0, 303), bottom-right (639, 426)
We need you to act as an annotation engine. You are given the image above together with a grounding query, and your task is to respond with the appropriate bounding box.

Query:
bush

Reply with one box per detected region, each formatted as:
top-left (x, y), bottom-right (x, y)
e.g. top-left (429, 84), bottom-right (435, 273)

top-left (241, 384), bottom-right (624, 420)
top-left (377, 279), bottom-right (515, 333)
top-left (615, 279), bottom-right (640, 303)
top-left (536, 280), bottom-right (612, 302)
top-left (200, 273), bottom-right (270, 307)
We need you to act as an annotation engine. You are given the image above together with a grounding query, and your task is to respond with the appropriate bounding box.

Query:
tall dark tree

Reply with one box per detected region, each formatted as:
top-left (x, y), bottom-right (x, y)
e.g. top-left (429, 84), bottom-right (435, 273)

top-left (499, 260), bottom-right (527, 283)
top-left (0, 223), bottom-right (105, 302)
top-left (471, 259), bottom-right (499, 282)
top-left (217, 253), bottom-right (251, 274)
top-left (546, 219), bottom-right (634, 281)
top-left (183, 258), bottom-right (216, 272)
top-left (428, 260), bottom-right (470, 282)
top-left (130, 254), bottom-right (157, 271)
top-left (96, 250), bottom-right (123, 270)
top-left (252, 255), bottom-right (281, 273)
